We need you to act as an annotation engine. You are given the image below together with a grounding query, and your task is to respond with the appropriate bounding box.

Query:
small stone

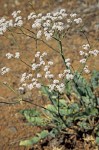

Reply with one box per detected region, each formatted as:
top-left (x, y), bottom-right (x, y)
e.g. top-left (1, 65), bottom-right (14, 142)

top-left (9, 126), bottom-right (17, 133)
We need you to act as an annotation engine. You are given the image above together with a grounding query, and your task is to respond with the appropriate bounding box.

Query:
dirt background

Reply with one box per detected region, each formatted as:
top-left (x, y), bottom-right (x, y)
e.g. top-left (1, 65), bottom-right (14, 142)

top-left (0, 0), bottom-right (99, 150)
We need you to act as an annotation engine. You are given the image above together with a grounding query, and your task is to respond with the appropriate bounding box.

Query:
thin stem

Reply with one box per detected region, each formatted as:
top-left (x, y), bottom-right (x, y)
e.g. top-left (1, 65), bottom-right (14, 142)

top-left (2, 82), bottom-right (20, 96)
top-left (78, 31), bottom-right (92, 75)
top-left (19, 27), bottom-right (60, 53)
top-left (57, 92), bottom-right (67, 127)
top-left (19, 58), bottom-right (31, 68)
top-left (58, 39), bottom-right (67, 67)
top-left (0, 82), bottom-right (61, 117)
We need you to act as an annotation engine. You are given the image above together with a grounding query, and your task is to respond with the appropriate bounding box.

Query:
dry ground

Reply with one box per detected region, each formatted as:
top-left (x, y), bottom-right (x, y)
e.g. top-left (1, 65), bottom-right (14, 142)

top-left (0, 0), bottom-right (99, 149)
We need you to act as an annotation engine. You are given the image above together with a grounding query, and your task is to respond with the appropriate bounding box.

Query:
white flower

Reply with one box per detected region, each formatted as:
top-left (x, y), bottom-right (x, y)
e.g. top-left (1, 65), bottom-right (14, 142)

top-left (52, 22), bottom-right (64, 31)
top-left (82, 44), bottom-right (90, 50)
top-left (65, 58), bottom-right (71, 67)
top-left (36, 83), bottom-right (41, 88)
top-left (12, 10), bottom-right (21, 18)
top-left (37, 30), bottom-right (42, 39)
top-left (46, 71), bottom-right (51, 75)
top-left (48, 61), bottom-right (53, 65)
top-left (58, 73), bottom-right (63, 78)
top-left (37, 73), bottom-right (42, 78)
top-left (27, 83), bottom-right (34, 90)
top-left (15, 16), bottom-right (22, 22)
top-left (66, 62), bottom-right (71, 67)
top-left (67, 19), bottom-right (72, 23)
top-left (66, 74), bottom-right (74, 80)
top-left (60, 9), bottom-right (66, 13)
top-left (45, 32), bottom-right (52, 40)
top-left (48, 74), bottom-right (54, 78)
top-left (32, 63), bottom-right (38, 70)
top-left (60, 83), bottom-right (65, 88)
top-left (22, 83), bottom-right (27, 87)
top-left (42, 52), bottom-right (47, 57)
top-left (22, 72), bottom-right (27, 77)
top-left (12, 11), bottom-right (18, 18)
top-left (26, 73), bottom-right (32, 79)
top-left (8, 20), bottom-right (13, 27)
top-left (44, 65), bottom-right (49, 71)
top-left (53, 80), bottom-right (59, 84)
top-left (89, 49), bottom-right (99, 56)
top-left (84, 69), bottom-right (90, 74)
top-left (20, 77), bottom-right (25, 83)
top-left (32, 23), bottom-right (36, 28)
top-left (43, 22), bottom-right (50, 27)
top-left (38, 13), bottom-right (42, 17)
top-left (41, 16), bottom-right (47, 21)
top-left (40, 60), bottom-right (45, 66)
top-left (6, 53), bottom-right (13, 59)
top-left (1, 67), bottom-right (10, 75)
top-left (80, 58), bottom-right (86, 64)
top-left (15, 52), bottom-right (20, 59)
top-left (32, 78), bottom-right (37, 82)
top-left (45, 74), bottom-right (48, 78)
top-left (56, 83), bottom-right (65, 93)
top-left (19, 87), bottom-right (25, 92)
top-left (85, 53), bottom-right (88, 56)
top-left (28, 12), bottom-right (36, 20)
top-left (16, 20), bottom-right (23, 27)
top-left (0, 17), bottom-right (6, 24)
top-left (70, 13), bottom-right (77, 18)
top-left (32, 81), bottom-right (37, 86)
top-left (65, 58), bottom-right (70, 63)
top-left (84, 66), bottom-right (90, 74)
top-left (64, 69), bottom-right (71, 74)
top-left (74, 18), bottom-right (82, 24)
top-left (32, 19), bottom-right (41, 28)
top-left (48, 84), bottom-right (55, 91)
top-left (35, 51), bottom-right (40, 57)
top-left (20, 73), bottom-right (26, 83)
top-left (79, 51), bottom-right (84, 56)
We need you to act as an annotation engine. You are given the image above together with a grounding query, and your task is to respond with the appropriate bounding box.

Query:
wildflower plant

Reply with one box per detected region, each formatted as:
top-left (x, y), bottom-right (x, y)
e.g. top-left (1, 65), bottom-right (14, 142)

top-left (0, 8), bottom-right (99, 148)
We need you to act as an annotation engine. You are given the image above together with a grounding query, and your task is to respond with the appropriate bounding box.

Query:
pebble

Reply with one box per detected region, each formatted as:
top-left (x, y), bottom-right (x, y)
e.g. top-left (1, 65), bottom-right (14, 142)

top-left (9, 126), bottom-right (17, 133)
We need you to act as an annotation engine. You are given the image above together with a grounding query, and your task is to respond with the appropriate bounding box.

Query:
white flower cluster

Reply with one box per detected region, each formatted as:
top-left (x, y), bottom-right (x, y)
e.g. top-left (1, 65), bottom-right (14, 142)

top-left (32, 51), bottom-right (54, 79)
top-left (19, 51), bottom-right (75, 93)
top-left (83, 65), bottom-right (90, 74)
top-left (79, 44), bottom-right (99, 74)
top-left (0, 67), bottom-right (10, 75)
top-left (27, 9), bottom-right (82, 40)
top-left (82, 44), bottom-right (90, 50)
top-left (19, 52), bottom-right (54, 91)
top-left (79, 44), bottom-right (90, 57)
top-left (80, 58), bottom-right (86, 64)
top-left (11, 10), bottom-right (23, 27)
top-left (0, 9), bottom-right (82, 39)
top-left (0, 10), bottom-right (23, 35)
top-left (44, 61), bottom-right (54, 79)
top-left (20, 72), bottom-right (41, 91)
top-left (48, 80), bottom-right (65, 93)
top-left (89, 49), bottom-right (99, 56)
top-left (31, 51), bottom-right (47, 70)
top-left (1, 52), bottom-right (20, 76)
top-left (47, 67), bottom-right (74, 93)
top-left (65, 58), bottom-right (71, 67)
top-left (74, 18), bottom-right (82, 24)
top-left (0, 17), bottom-right (13, 35)
top-left (80, 44), bottom-right (99, 58)
top-left (6, 52), bottom-right (20, 59)
top-left (6, 53), bottom-right (13, 59)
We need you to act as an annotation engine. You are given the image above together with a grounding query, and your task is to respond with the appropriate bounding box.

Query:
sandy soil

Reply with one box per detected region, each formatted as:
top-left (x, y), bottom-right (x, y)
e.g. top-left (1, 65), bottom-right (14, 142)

top-left (0, 0), bottom-right (99, 149)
